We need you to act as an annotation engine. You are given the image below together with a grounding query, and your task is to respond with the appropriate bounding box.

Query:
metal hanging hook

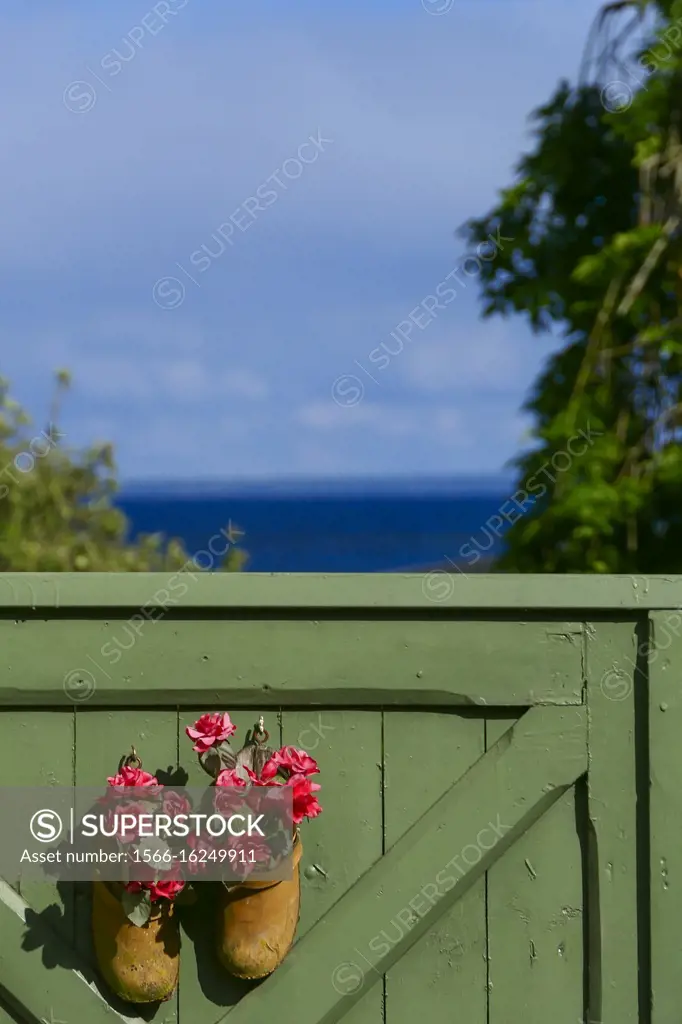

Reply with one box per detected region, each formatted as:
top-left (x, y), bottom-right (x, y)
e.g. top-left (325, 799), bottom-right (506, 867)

top-left (120, 745), bottom-right (142, 771)
top-left (253, 714), bottom-right (269, 744)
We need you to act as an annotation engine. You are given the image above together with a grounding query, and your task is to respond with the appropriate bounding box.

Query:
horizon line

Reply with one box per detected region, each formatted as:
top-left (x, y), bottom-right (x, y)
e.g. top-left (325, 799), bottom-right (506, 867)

top-left (118, 473), bottom-right (515, 497)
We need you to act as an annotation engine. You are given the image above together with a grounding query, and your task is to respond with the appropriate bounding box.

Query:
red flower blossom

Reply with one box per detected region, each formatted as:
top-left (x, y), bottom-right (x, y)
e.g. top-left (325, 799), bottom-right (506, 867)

top-left (228, 832), bottom-right (271, 860)
top-left (186, 833), bottom-right (215, 875)
top-left (124, 879), bottom-right (185, 902)
top-left (215, 769), bottom-right (247, 788)
top-left (162, 790), bottom-right (192, 819)
top-left (228, 833), bottom-right (271, 877)
top-left (216, 796), bottom-right (246, 822)
top-left (215, 769), bottom-right (249, 816)
top-left (186, 713), bottom-right (236, 753)
top-left (261, 746), bottom-right (319, 781)
top-left (243, 767), bottom-right (280, 787)
top-left (149, 879), bottom-right (185, 901)
top-left (288, 773), bottom-right (322, 824)
top-left (103, 802), bottom-right (150, 844)
top-left (107, 766), bottom-right (159, 789)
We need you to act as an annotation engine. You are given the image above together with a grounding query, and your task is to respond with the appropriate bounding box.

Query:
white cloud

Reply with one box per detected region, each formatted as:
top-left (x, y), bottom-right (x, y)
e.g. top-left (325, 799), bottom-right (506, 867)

top-left (432, 408), bottom-right (465, 437)
top-left (159, 360), bottom-right (210, 401)
top-left (74, 357), bottom-right (154, 400)
top-left (296, 401), bottom-right (420, 437)
top-left (401, 320), bottom-right (546, 394)
top-left (0, 1), bottom-right (605, 270)
top-left (0, 0), bottom-right (605, 479)
top-left (220, 369), bottom-right (269, 401)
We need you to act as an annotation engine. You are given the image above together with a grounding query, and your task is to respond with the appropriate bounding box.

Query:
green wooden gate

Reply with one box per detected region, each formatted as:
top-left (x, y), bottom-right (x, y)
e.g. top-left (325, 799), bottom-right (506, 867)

top-left (0, 572), bottom-right (675, 1023)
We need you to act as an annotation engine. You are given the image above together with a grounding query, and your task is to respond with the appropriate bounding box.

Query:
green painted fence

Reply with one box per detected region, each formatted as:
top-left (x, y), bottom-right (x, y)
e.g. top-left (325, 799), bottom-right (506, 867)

top-left (0, 572), bottom-right (677, 1023)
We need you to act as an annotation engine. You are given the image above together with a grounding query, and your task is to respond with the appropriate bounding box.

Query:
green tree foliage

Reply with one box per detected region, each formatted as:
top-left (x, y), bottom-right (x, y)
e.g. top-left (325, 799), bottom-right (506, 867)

top-left (0, 372), bottom-right (246, 572)
top-left (461, 0), bottom-right (682, 571)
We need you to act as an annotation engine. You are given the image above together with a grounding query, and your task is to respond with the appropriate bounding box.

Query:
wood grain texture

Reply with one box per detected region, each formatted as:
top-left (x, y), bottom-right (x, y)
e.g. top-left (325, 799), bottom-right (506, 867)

top-left (0, 892), bottom-right (122, 1023)
top-left (177, 707), bottom-right (276, 1023)
top-left (0, 571), bottom-right (678, 609)
top-left (0, 570), bottom-right (656, 1022)
top-left (0, 710), bottom-right (75, 941)
top-left (383, 711), bottom-right (487, 1024)
top-left (0, 619), bottom-right (583, 706)
top-left (74, 709), bottom-right (180, 1023)
top-left (283, 710), bottom-right (382, 1024)
top-left (0, 711), bottom-right (76, 1022)
top-left (219, 706), bottom-right (587, 1024)
top-left (649, 610), bottom-right (681, 1024)
top-left (586, 621), bottom-right (640, 1024)
top-left (487, 712), bottom-right (584, 1024)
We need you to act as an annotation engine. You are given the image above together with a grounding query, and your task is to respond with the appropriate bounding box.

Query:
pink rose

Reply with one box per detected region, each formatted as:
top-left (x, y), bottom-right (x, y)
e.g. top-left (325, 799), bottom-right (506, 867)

top-left (103, 802), bottom-right (150, 844)
top-left (162, 790), bottom-right (192, 819)
top-left (228, 833), bottom-right (271, 877)
top-left (124, 879), bottom-right (185, 902)
top-left (124, 880), bottom-right (147, 895)
top-left (149, 879), bottom-right (185, 902)
top-left (243, 766), bottom-right (280, 787)
top-left (107, 766), bottom-right (159, 789)
top-left (215, 769), bottom-right (247, 788)
top-left (186, 833), bottom-right (214, 875)
top-left (186, 713), bottom-right (236, 753)
top-left (288, 773), bottom-right (322, 824)
top-left (261, 746), bottom-right (319, 781)
top-left (215, 769), bottom-right (248, 817)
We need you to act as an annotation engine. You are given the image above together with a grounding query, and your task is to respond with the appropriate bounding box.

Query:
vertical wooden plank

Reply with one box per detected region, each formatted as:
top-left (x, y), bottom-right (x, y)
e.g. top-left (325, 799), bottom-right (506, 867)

top-left (586, 620), bottom-right (640, 1024)
top-left (74, 708), bottom-right (179, 1022)
top-left (75, 708), bottom-right (180, 786)
top-left (283, 709), bottom-right (382, 1024)
top-left (177, 705), bottom-right (268, 1021)
top-left (0, 709), bottom-right (75, 943)
top-left (649, 610), bottom-right (681, 1024)
top-left (383, 710), bottom-right (487, 1024)
top-left (487, 709), bottom-right (583, 1024)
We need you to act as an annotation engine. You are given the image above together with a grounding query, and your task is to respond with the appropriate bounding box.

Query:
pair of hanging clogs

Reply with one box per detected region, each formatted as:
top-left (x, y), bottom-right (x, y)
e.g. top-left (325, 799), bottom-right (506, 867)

top-left (92, 835), bottom-right (303, 1004)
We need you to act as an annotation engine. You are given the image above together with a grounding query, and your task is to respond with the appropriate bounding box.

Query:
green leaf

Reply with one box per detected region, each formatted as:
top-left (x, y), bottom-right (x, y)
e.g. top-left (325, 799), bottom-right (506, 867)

top-left (200, 747), bottom-right (221, 778)
top-left (571, 254), bottom-right (605, 283)
top-left (120, 888), bottom-right (152, 928)
top-left (455, 37), bottom-right (682, 574)
top-left (611, 226), bottom-right (662, 252)
top-left (640, 324), bottom-right (673, 343)
top-left (218, 742), bottom-right (237, 769)
top-left (135, 836), bottom-right (174, 871)
top-left (0, 367), bottom-right (248, 572)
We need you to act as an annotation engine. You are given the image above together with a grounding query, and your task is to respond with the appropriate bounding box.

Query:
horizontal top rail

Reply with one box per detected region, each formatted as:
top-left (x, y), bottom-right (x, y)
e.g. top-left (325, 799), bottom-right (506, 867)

top-left (0, 572), bottom-right (679, 610)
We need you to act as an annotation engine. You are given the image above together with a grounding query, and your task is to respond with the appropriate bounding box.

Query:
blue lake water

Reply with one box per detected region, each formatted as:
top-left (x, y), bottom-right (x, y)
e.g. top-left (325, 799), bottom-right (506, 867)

top-left (116, 478), bottom-right (511, 572)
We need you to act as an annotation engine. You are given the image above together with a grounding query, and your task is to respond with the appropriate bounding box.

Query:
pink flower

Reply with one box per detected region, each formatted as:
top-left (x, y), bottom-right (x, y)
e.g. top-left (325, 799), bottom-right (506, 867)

top-left (261, 746), bottom-right (319, 781)
top-left (103, 802), bottom-right (150, 844)
top-left (107, 766), bottom-right (159, 789)
top-left (124, 880), bottom-right (147, 895)
top-left (288, 773), bottom-right (322, 824)
top-left (243, 767), bottom-right (281, 787)
top-left (228, 833), bottom-right (271, 877)
top-left (214, 768), bottom-right (249, 817)
top-left (215, 769), bottom-right (247, 788)
top-left (229, 832), bottom-right (271, 860)
top-left (186, 833), bottom-right (214, 875)
top-left (162, 790), bottom-right (192, 819)
top-left (124, 879), bottom-right (185, 902)
top-left (149, 879), bottom-right (185, 902)
top-left (186, 713), bottom-right (236, 753)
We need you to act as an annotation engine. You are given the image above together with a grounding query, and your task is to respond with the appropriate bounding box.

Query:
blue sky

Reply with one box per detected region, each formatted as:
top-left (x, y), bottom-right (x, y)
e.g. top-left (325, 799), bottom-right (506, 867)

top-left (1, 0), bottom-right (605, 481)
